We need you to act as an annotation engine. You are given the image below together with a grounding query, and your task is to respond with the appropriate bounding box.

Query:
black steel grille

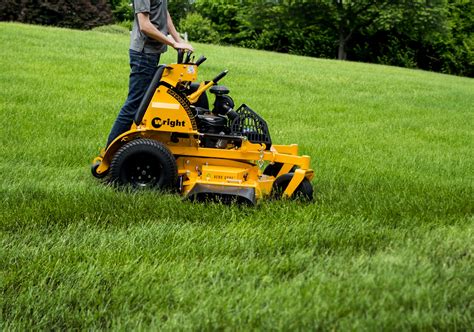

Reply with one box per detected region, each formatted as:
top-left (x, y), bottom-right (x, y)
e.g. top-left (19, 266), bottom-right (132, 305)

top-left (230, 104), bottom-right (272, 149)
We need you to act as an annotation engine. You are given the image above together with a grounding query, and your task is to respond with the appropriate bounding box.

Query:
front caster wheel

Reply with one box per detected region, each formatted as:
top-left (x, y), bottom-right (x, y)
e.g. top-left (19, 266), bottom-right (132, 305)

top-left (272, 173), bottom-right (313, 201)
top-left (91, 161), bottom-right (108, 179)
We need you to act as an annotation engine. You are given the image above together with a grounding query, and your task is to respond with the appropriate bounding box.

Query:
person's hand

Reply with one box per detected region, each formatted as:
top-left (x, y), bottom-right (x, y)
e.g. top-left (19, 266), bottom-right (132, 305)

top-left (172, 41), bottom-right (194, 52)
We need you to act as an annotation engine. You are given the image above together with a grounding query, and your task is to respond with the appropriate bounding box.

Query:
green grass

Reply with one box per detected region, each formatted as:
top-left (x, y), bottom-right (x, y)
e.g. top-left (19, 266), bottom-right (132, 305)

top-left (92, 24), bottom-right (130, 35)
top-left (1, 22), bottom-right (473, 330)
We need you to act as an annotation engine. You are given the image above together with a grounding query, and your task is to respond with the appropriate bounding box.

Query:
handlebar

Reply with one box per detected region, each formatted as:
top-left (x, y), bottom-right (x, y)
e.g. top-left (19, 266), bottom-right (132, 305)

top-left (176, 52), bottom-right (226, 84)
top-left (177, 49), bottom-right (184, 64)
top-left (184, 50), bottom-right (192, 64)
top-left (178, 49), bottom-right (205, 67)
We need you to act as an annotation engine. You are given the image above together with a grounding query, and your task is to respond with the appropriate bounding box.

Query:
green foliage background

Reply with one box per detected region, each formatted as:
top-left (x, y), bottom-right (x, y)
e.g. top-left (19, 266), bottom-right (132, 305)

top-left (0, 0), bottom-right (113, 29)
top-left (1, 0), bottom-right (471, 76)
top-left (178, 0), bottom-right (473, 77)
top-left (106, 0), bottom-right (474, 76)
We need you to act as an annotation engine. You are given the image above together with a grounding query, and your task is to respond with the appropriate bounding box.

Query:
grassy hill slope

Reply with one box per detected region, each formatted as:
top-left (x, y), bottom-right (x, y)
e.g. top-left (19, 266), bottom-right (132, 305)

top-left (1, 23), bottom-right (473, 330)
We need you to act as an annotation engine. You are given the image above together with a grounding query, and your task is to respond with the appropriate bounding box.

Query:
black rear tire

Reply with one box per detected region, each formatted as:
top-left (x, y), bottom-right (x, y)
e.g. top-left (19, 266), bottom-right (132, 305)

top-left (272, 173), bottom-right (313, 201)
top-left (110, 139), bottom-right (177, 190)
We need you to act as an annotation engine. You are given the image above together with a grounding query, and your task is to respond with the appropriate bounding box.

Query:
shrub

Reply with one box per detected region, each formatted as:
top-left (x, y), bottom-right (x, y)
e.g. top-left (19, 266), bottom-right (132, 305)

top-left (117, 20), bottom-right (133, 31)
top-left (178, 12), bottom-right (219, 44)
top-left (168, 0), bottom-right (194, 24)
top-left (109, 0), bottom-right (133, 22)
top-left (0, 0), bottom-right (113, 30)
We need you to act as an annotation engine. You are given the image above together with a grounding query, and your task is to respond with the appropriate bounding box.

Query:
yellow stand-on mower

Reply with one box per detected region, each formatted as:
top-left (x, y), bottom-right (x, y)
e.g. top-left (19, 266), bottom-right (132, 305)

top-left (91, 52), bottom-right (314, 205)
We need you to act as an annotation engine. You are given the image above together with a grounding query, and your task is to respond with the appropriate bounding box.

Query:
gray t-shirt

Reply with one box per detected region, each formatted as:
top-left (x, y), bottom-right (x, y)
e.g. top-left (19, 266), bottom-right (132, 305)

top-left (130, 0), bottom-right (168, 54)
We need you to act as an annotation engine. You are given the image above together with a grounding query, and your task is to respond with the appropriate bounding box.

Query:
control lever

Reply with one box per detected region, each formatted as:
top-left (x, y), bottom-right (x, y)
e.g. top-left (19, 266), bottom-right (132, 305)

top-left (177, 49), bottom-right (184, 64)
top-left (212, 70), bottom-right (228, 84)
top-left (195, 56), bottom-right (207, 66)
top-left (184, 51), bottom-right (192, 64)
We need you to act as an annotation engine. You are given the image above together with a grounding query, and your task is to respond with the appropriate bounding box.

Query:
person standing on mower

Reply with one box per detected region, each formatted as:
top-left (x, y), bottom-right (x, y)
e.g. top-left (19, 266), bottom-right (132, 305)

top-left (105, 0), bottom-right (193, 147)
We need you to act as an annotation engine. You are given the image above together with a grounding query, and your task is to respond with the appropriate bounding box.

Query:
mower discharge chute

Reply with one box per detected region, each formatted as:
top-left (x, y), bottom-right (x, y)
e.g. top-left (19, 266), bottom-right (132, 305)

top-left (92, 52), bottom-right (314, 204)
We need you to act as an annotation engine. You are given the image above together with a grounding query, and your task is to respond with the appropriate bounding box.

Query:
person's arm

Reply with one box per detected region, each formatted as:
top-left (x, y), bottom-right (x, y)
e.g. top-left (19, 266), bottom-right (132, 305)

top-left (167, 11), bottom-right (181, 43)
top-left (137, 12), bottom-right (193, 51)
top-left (167, 11), bottom-right (193, 52)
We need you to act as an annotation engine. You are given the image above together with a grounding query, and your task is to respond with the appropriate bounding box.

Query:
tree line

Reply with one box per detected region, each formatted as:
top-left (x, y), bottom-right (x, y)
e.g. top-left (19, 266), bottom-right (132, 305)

top-left (175, 0), bottom-right (473, 77)
top-left (1, 0), bottom-right (472, 77)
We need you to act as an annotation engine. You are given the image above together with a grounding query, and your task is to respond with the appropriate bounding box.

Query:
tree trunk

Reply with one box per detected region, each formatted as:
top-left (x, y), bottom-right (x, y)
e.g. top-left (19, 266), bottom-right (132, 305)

top-left (338, 37), bottom-right (347, 60)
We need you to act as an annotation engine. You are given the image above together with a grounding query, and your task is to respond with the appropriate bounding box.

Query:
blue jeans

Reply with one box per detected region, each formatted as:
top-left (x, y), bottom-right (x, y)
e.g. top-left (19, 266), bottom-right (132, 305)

top-left (106, 49), bottom-right (161, 147)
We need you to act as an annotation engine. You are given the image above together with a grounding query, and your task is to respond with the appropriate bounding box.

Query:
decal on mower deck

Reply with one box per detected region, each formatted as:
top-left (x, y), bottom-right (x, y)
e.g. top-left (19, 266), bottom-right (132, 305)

top-left (151, 117), bottom-right (186, 129)
top-left (212, 175), bottom-right (235, 180)
top-left (151, 102), bottom-right (180, 110)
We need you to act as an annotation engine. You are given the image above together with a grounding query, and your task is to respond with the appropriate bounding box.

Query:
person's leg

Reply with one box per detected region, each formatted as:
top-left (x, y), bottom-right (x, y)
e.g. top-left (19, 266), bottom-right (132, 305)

top-left (106, 50), bottom-right (160, 147)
